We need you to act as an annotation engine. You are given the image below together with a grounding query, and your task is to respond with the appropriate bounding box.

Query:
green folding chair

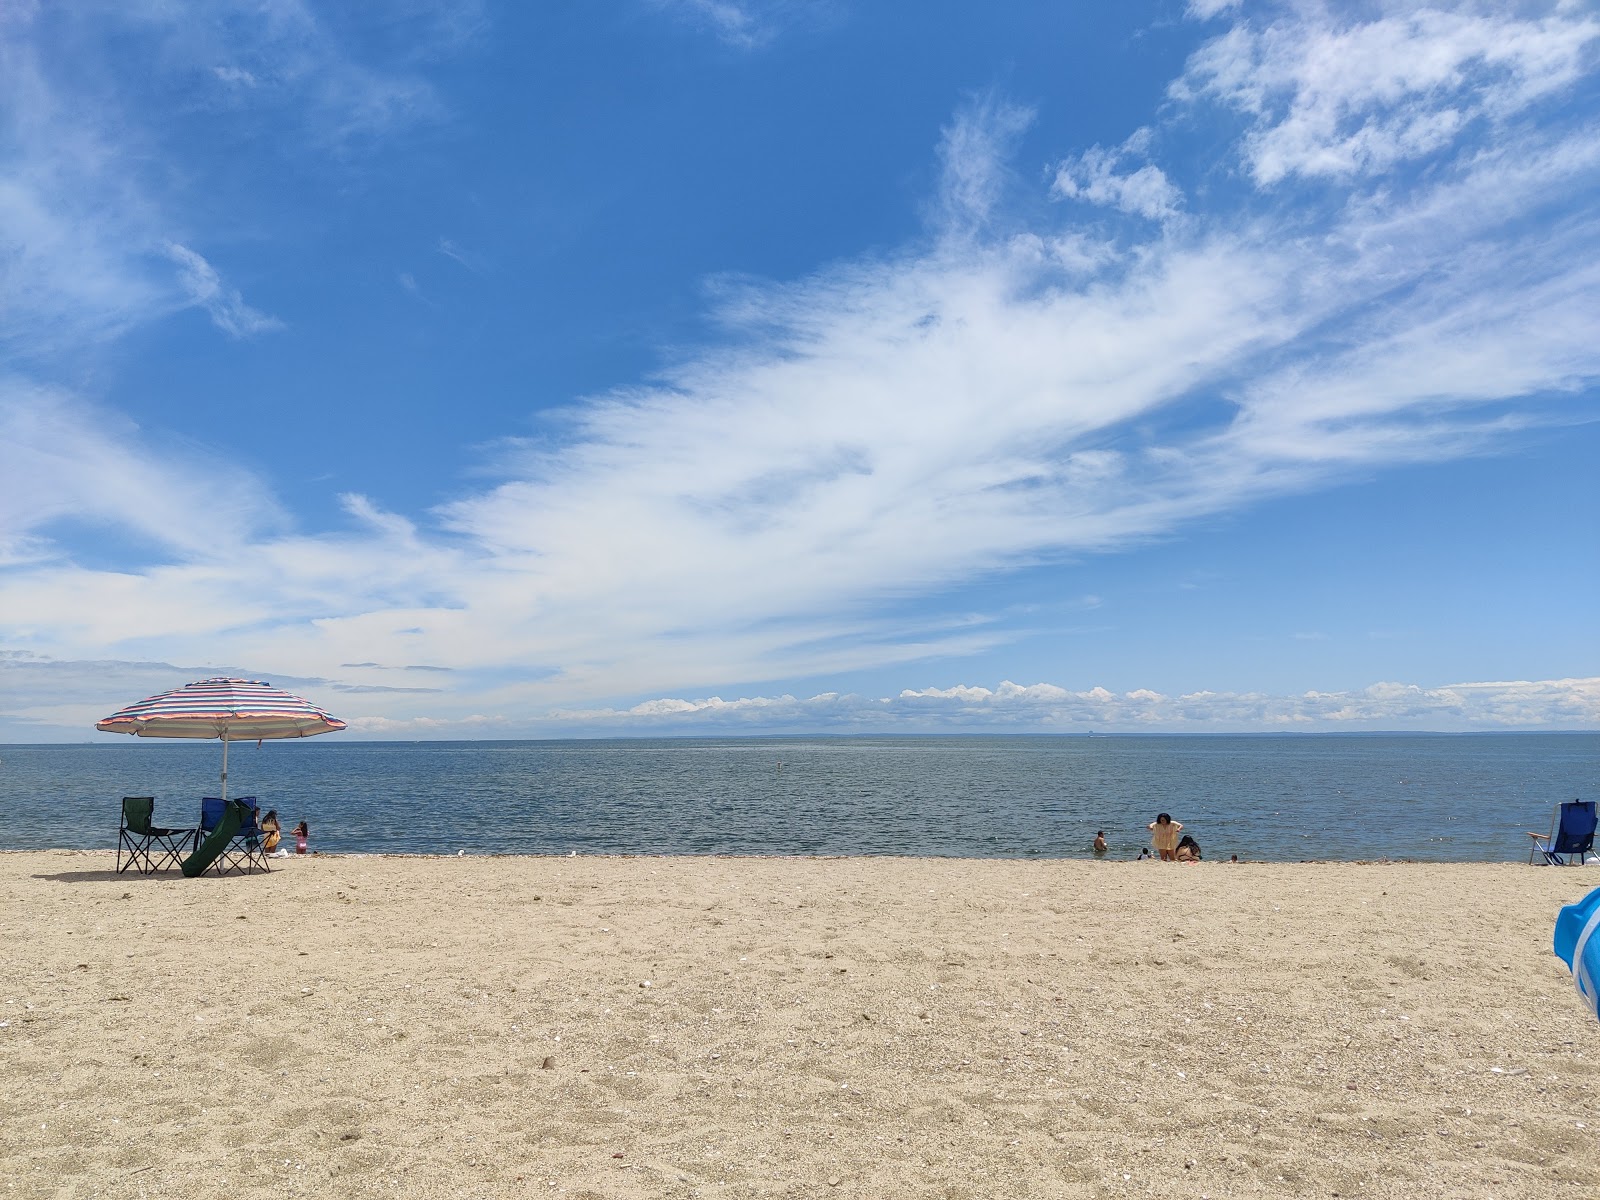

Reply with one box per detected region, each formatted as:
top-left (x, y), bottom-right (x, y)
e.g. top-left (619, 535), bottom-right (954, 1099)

top-left (116, 797), bottom-right (195, 874)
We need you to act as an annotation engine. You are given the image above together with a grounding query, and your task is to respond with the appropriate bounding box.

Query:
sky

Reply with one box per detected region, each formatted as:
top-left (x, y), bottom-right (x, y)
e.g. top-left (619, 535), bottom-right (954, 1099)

top-left (2, 0), bottom-right (1599, 741)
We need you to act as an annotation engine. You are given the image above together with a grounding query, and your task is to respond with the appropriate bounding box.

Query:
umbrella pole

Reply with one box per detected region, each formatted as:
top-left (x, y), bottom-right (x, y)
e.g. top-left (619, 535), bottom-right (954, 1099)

top-left (221, 735), bottom-right (229, 801)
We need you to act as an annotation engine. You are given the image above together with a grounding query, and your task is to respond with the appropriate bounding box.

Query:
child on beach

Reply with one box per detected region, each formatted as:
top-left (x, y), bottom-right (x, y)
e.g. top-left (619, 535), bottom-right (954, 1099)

top-left (260, 810), bottom-right (282, 856)
top-left (292, 821), bottom-right (309, 854)
top-left (1148, 813), bottom-right (1183, 861)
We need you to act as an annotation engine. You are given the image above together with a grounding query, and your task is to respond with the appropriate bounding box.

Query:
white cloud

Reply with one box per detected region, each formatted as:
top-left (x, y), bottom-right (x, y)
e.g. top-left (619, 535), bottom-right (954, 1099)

top-left (1187, 0), bottom-right (1241, 19)
top-left (650, 0), bottom-right (829, 49)
top-left (666, 0), bottom-right (763, 47)
top-left (7, 654), bottom-right (1592, 740)
top-left (0, 38), bottom-right (167, 354)
top-left (0, 2), bottom-right (451, 359)
top-left (1051, 130), bottom-right (1184, 222)
top-left (0, 385), bottom-right (288, 564)
top-left (165, 243), bottom-right (283, 338)
top-left (398, 271), bottom-right (424, 299)
top-left (339, 493), bottom-right (420, 544)
top-left (436, 237), bottom-right (483, 272)
top-left (1175, 4), bottom-right (1600, 185)
top-left (559, 675), bottom-right (1595, 734)
top-left (935, 93), bottom-right (1036, 236)
top-left (112, 0), bottom-right (457, 142)
top-left (1006, 231), bottom-right (1120, 276)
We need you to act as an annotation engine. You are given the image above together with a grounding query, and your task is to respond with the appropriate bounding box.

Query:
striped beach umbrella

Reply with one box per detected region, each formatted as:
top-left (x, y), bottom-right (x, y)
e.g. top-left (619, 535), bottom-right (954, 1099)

top-left (96, 677), bottom-right (347, 800)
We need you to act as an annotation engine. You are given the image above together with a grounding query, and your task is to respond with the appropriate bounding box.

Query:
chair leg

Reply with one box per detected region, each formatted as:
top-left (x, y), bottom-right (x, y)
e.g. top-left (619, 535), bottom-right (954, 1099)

top-left (118, 834), bottom-right (155, 875)
top-left (151, 835), bottom-right (185, 873)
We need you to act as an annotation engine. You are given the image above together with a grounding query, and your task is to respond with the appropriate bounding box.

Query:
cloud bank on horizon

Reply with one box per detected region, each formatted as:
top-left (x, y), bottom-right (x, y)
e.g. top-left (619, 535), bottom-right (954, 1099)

top-left (3, 652), bottom-right (1595, 740)
top-left (2, 1), bottom-right (1598, 741)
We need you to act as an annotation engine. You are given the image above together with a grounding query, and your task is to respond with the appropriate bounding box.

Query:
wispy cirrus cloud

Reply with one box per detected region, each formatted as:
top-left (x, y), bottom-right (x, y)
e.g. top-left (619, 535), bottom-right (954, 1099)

top-left (0, 1), bottom-right (460, 359)
top-left (0, 34), bottom-right (167, 355)
top-left (1187, 0), bottom-right (1243, 19)
top-left (935, 92), bottom-right (1036, 236)
top-left (164, 243), bottom-right (284, 337)
top-left (112, 0), bottom-right (469, 141)
top-left (1173, 3), bottom-right (1600, 185)
top-left (649, 0), bottom-right (831, 49)
top-left (0, 385), bottom-right (288, 566)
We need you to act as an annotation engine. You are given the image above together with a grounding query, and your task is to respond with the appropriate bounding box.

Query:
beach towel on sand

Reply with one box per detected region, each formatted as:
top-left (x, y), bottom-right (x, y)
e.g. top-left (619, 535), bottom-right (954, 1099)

top-left (1553, 886), bottom-right (1600, 1023)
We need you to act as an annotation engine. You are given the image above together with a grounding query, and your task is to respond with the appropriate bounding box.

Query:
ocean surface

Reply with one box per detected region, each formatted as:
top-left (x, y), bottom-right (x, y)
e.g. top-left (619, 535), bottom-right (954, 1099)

top-left (1, 734), bottom-right (1594, 862)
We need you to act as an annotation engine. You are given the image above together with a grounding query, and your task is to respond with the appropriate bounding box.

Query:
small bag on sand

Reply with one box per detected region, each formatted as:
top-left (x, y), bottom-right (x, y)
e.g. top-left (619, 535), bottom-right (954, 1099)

top-left (1553, 886), bottom-right (1600, 1022)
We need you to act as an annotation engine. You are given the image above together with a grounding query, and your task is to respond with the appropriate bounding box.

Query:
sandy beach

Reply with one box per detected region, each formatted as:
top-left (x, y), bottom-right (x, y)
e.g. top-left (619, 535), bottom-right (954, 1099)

top-left (3, 852), bottom-right (1598, 1199)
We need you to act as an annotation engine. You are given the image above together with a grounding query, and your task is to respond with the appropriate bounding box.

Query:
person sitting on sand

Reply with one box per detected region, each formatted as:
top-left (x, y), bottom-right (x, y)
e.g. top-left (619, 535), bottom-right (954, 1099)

top-left (1092, 830), bottom-right (1107, 855)
top-left (1175, 834), bottom-right (1202, 863)
top-left (1148, 813), bottom-right (1183, 861)
top-left (292, 821), bottom-right (310, 854)
top-left (260, 809), bottom-right (282, 855)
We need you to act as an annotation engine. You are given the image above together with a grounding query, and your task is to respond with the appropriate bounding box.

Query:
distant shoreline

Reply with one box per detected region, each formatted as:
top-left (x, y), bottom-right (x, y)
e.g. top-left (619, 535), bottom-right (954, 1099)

top-left (8, 727), bottom-right (1599, 748)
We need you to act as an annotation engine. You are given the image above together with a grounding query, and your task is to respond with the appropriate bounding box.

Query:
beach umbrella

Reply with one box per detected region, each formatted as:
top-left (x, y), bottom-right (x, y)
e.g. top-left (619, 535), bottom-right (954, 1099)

top-left (96, 677), bottom-right (347, 800)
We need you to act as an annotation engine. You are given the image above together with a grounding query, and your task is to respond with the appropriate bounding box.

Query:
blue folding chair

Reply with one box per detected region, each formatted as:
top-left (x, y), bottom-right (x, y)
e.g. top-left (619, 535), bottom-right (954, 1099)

top-left (1529, 800), bottom-right (1597, 867)
top-left (195, 796), bottom-right (269, 875)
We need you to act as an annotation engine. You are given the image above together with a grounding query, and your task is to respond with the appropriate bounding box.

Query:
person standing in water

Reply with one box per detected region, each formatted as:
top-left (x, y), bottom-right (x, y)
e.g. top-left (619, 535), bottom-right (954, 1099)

top-left (1147, 812), bottom-right (1183, 861)
top-left (1092, 830), bottom-right (1108, 855)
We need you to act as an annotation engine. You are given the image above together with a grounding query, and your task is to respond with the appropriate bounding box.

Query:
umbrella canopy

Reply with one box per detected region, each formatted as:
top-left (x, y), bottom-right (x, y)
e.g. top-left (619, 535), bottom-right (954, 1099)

top-left (96, 677), bottom-right (347, 799)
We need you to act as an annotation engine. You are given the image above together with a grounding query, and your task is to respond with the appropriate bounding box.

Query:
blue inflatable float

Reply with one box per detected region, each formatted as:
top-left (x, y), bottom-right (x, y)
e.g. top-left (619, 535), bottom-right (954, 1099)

top-left (1554, 886), bottom-right (1600, 1023)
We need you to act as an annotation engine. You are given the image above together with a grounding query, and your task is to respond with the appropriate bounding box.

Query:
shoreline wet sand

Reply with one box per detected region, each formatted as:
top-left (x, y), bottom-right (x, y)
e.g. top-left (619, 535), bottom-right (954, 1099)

top-left (3, 851), bottom-right (1598, 1198)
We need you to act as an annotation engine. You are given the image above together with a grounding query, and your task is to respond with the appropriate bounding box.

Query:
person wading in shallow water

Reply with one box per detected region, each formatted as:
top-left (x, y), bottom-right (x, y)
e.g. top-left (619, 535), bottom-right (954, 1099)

top-left (1147, 813), bottom-right (1183, 862)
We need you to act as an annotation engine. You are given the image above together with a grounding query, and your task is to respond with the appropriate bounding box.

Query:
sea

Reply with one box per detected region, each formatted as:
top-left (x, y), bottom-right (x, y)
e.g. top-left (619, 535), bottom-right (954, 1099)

top-left (1, 733), bottom-right (1594, 862)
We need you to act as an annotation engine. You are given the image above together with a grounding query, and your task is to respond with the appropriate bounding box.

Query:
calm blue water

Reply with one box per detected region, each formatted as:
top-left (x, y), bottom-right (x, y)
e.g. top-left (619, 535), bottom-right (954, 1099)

top-left (2, 734), bottom-right (1594, 862)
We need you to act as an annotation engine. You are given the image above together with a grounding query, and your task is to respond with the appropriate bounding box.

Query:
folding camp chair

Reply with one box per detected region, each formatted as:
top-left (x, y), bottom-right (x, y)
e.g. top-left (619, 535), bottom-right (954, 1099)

top-left (116, 796), bottom-right (195, 874)
top-left (1529, 800), bottom-right (1598, 866)
top-left (195, 796), bottom-right (270, 875)
top-left (183, 799), bottom-right (240, 877)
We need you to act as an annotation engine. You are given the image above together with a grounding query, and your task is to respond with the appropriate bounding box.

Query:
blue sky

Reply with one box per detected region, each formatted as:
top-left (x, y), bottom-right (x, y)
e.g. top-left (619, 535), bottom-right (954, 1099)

top-left (3, 0), bottom-right (1598, 740)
